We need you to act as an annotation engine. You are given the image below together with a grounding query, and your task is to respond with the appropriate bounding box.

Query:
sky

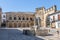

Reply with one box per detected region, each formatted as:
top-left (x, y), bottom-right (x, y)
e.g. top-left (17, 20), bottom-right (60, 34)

top-left (0, 0), bottom-right (60, 12)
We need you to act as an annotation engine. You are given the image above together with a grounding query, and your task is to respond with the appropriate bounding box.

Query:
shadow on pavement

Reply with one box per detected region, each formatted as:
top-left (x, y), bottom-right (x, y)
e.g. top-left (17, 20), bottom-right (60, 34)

top-left (0, 29), bottom-right (44, 40)
top-left (47, 34), bottom-right (53, 36)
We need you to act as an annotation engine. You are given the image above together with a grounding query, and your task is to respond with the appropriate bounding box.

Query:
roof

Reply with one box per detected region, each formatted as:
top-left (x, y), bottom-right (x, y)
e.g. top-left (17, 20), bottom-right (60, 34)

top-left (48, 11), bottom-right (60, 16)
top-left (4, 12), bottom-right (35, 15)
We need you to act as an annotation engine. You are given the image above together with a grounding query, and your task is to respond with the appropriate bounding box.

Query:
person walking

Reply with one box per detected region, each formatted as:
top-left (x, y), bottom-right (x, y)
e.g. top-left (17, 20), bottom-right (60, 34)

top-left (56, 30), bottom-right (59, 39)
top-left (57, 30), bottom-right (59, 35)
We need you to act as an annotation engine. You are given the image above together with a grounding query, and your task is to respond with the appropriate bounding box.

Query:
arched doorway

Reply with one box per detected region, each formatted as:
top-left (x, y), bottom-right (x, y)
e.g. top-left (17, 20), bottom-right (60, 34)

top-left (14, 23), bottom-right (17, 28)
top-left (30, 23), bottom-right (34, 26)
top-left (35, 17), bottom-right (41, 27)
top-left (26, 23), bottom-right (29, 27)
top-left (18, 23), bottom-right (21, 27)
top-left (9, 23), bottom-right (12, 28)
top-left (46, 16), bottom-right (50, 27)
top-left (1, 23), bottom-right (6, 27)
top-left (22, 23), bottom-right (25, 27)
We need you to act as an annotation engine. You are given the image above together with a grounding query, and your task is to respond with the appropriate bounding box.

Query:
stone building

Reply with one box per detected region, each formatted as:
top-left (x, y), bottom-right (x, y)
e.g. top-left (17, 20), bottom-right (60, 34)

top-left (35, 5), bottom-right (56, 28)
top-left (5, 12), bottom-right (34, 28)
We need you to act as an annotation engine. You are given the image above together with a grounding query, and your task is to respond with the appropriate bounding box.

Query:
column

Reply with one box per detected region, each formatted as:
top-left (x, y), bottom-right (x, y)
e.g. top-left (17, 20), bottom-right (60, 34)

top-left (6, 22), bottom-right (9, 28)
top-left (38, 17), bottom-right (41, 27)
top-left (12, 22), bottom-right (14, 28)
top-left (38, 18), bottom-right (39, 26)
top-left (17, 23), bottom-right (18, 28)
top-left (34, 17), bottom-right (36, 26)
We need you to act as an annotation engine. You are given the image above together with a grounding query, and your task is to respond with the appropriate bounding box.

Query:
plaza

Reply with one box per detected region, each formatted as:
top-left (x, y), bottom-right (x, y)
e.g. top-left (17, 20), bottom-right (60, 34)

top-left (0, 28), bottom-right (60, 40)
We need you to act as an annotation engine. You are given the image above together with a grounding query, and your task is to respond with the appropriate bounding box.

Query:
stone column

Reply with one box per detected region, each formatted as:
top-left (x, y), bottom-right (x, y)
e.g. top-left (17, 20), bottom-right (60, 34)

top-left (38, 17), bottom-right (41, 27)
top-left (38, 18), bottom-right (40, 27)
top-left (7, 22), bottom-right (9, 28)
top-left (37, 17), bottom-right (40, 29)
top-left (21, 23), bottom-right (23, 27)
top-left (34, 17), bottom-right (36, 26)
top-left (17, 23), bottom-right (18, 28)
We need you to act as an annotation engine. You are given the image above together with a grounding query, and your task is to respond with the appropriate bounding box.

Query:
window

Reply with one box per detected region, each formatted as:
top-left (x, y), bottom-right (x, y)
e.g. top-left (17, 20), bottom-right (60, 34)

top-left (3, 19), bottom-right (5, 22)
top-left (36, 18), bottom-right (38, 25)
top-left (53, 16), bottom-right (55, 21)
top-left (18, 17), bottom-right (21, 20)
top-left (3, 15), bottom-right (5, 18)
top-left (58, 15), bottom-right (60, 20)
top-left (58, 23), bottom-right (60, 28)
top-left (22, 17), bottom-right (25, 20)
top-left (26, 18), bottom-right (28, 20)
top-left (14, 17), bottom-right (16, 20)
top-left (9, 17), bottom-right (12, 20)
top-left (30, 18), bottom-right (33, 21)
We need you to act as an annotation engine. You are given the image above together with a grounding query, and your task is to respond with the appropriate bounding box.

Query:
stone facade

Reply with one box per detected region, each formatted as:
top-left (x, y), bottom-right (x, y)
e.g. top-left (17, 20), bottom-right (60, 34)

top-left (35, 5), bottom-right (56, 27)
top-left (6, 12), bottom-right (35, 28)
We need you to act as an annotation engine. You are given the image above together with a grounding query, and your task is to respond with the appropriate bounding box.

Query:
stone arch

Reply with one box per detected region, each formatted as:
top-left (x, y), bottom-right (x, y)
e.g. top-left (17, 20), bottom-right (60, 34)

top-left (26, 23), bottom-right (29, 27)
top-left (18, 23), bottom-right (21, 27)
top-left (13, 23), bottom-right (17, 28)
top-left (22, 16), bottom-right (25, 20)
top-left (30, 22), bottom-right (34, 26)
top-left (26, 17), bottom-right (29, 20)
top-left (30, 17), bottom-right (33, 21)
top-left (9, 22), bottom-right (12, 28)
top-left (18, 16), bottom-right (21, 20)
top-left (22, 23), bottom-right (25, 27)
top-left (35, 17), bottom-right (41, 27)
top-left (46, 15), bottom-right (50, 27)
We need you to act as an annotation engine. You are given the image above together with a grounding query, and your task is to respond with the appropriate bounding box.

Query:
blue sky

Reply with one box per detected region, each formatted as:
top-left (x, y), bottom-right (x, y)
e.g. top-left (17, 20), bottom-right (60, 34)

top-left (0, 0), bottom-right (60, 12)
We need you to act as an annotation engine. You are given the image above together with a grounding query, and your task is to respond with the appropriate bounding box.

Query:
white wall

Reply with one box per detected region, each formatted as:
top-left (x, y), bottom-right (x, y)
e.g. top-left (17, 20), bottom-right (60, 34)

top-left (49, 12), bottom-right (60, 28)
top-left (50, 14), bottom-right (58, 21)
top-left (1, 13), bottom-right (6, 23)
top-left (56, 22), bottom-right (58, 28)
top-left (57, 21), bottom-right (60, 28)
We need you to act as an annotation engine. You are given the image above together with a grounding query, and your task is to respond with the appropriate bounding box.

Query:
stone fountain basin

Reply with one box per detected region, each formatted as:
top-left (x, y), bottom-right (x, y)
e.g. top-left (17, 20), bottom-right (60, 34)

top-left (36, 28), bottom-right (49, 36)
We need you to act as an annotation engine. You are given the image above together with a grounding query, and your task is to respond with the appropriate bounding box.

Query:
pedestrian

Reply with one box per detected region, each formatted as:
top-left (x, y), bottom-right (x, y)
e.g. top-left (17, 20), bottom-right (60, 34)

top-left (57, 30), bottom-right (59, 35)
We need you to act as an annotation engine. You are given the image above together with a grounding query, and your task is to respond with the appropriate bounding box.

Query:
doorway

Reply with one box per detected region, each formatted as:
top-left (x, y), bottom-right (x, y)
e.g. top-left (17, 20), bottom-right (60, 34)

top-left (1, 23), bottom-right (6, 27)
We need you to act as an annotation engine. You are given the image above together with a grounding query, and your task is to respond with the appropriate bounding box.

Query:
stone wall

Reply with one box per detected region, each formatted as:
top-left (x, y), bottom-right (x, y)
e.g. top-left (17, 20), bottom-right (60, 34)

top-left (6, 12), bottom-right (35, 28)
top-left (35, 5), bottom-right (57, 27)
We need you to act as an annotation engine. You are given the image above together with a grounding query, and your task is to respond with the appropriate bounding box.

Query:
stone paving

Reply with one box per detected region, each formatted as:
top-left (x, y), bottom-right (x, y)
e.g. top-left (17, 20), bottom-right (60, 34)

top-left (0, 28), bottom-right (60, 40)
top-left (0, 28), bottom-right (44, 40)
